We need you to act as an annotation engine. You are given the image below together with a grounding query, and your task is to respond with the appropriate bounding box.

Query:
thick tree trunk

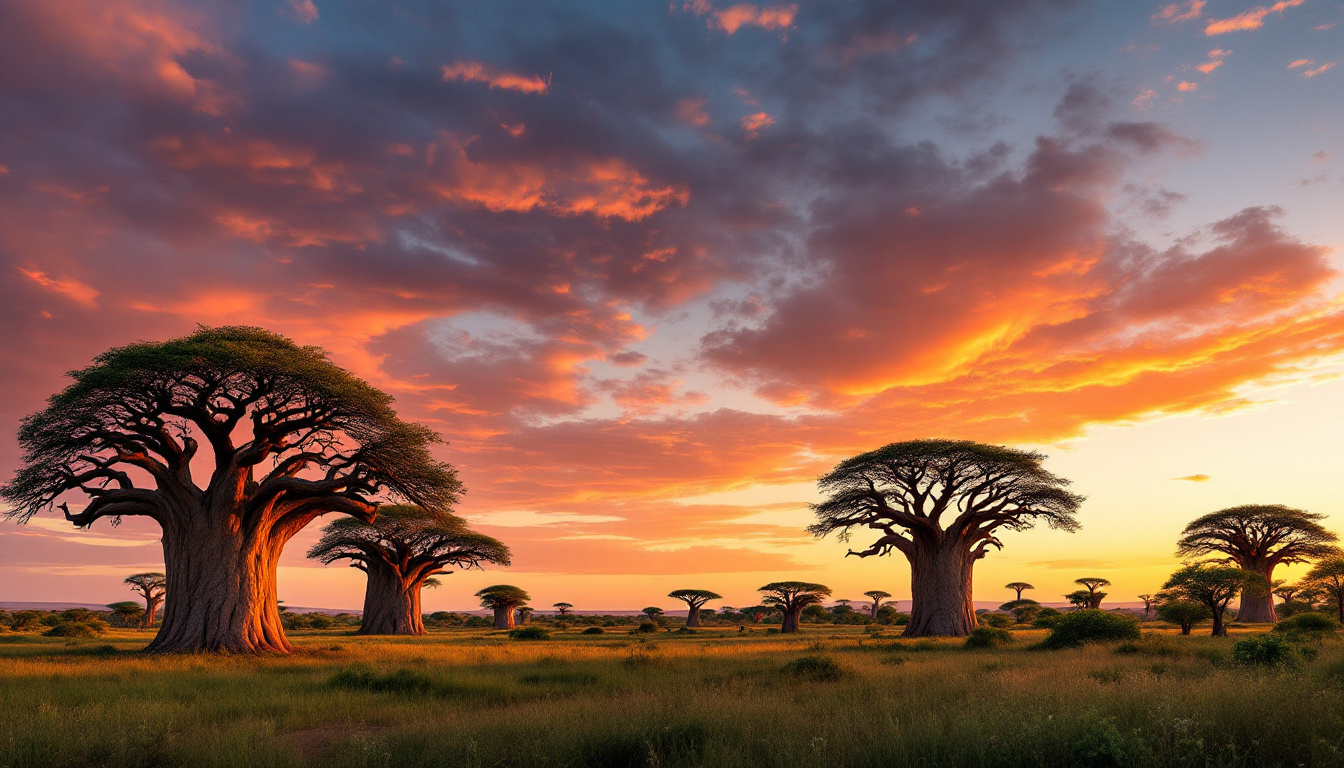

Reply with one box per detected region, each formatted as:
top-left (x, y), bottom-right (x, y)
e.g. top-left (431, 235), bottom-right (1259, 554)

top-left (147, 516), bottom-right (292, 653)
top-left (1211, 607), bottom-right (1227, 637)
top-left (358, 566), bottom-right (424, 635)
top-left (139, 597), bottom-right (162, 629)
top-left (1179, 621), bottom-right (1192, 635)
top-left (493, 607), bottom-right (515, 629)
top-left (518, 612), bottom-right (530, 625)
top-left (686, 606), bottom-right (702, 627)
top-left (904, 544), bottom-right (976, 637)
top-left (781, 608), bottom-right (802, 633)
top-left (1234, 563), bottom-right (1277, 623)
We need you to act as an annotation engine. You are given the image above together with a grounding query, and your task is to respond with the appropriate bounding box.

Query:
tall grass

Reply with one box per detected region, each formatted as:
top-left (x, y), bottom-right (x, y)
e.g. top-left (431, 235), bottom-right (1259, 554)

top-left (2, 626), bottom-right (1342, 767)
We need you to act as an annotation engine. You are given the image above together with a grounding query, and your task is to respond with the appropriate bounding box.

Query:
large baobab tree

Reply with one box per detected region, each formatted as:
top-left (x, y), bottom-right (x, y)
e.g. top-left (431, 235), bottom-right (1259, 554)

top-left (478, 585), bottom-right (529, 629)
top-left (124, 572), bottom-right (166, 629)
top-left (759, 582), bottom-right (830, 633)
top-left (1162, 563), bottom-right (1261, 637)
top-left (1177, 505), bottom-right (1338, 623)
top-left (1074, 577), bottom-right (1110, 609)
top-left (668, 589), bottom-right (721, 627)
top-left (0, 327), bottom-right (460, 653)
top-left (811, 440), bottom-right (1082, 637)
top-left (308, 505), bottom-right (509, 635)
top-left (863, 590), bottom-right (891, 617)
top-left (1305, 556), bottom-right (1344, 622)
top-left (1005, 582), bottom-right (1034, 601)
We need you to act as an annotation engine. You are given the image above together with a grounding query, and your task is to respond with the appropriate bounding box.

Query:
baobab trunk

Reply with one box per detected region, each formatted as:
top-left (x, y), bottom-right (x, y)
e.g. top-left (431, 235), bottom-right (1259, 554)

top-left (781, 609), bottom-right (802, 633)
top-left (1234, 562), bottom-right (1277, 623)
top-left (139, 597), bottom-right (162, 629)
top-left (147, 515), bottom-right (292, 653)
top-left (904, 545), bottom-right (976, 637)
top-left (358, 567), bottom-right (425, 635)
top-left (686, 606), bottom-right (702, 627)
top-left (492, 607), bottom-right (515, 629)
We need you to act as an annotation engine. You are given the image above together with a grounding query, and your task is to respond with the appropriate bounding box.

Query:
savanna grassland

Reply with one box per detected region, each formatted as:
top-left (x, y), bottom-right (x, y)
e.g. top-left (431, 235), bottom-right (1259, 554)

top-left (5, 625), bottom-right (1344, 768)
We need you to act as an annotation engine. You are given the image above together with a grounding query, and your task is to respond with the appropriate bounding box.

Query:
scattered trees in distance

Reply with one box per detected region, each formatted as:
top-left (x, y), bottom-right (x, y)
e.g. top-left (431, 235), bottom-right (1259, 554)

top-left (1006, 582), bottom-right (1034, 601)
top-left (1073, 578), bottom-right (1110, 609)
top-left (553, 602), bottom-right (572, 616)
top-left (1305, 556), bottom-right (1344, 622)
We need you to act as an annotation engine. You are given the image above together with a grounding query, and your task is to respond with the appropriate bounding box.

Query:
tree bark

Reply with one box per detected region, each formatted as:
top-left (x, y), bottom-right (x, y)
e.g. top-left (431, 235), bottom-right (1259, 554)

top-left (139, 596), bottom-right (162, 629)
top-left (781, 608), bottom-right (802, 633)
top-left (358, 565), bottom-right (424, 635)
top-left (904, 543), bottom-right (976, 637)
top-left (1211, 607), bottom-right (1227, 637)
top-left (1234, 562), bottom-right (1277, 623)
top-left (1179, 621), bottom-right (1192, 635)
top-left (492, 607), bottom-right (515, 629)
top-left (147, 515), bottom-right (292, 653)
top-left (686, 606), bottom-right (702, 627)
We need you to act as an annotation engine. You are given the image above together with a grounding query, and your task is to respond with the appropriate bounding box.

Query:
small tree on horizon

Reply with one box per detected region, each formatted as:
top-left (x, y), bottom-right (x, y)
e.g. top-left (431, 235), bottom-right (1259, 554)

top-left (740, 605), bottom-right (772, 624)
top-left (1138, 594), bottom-right (1156, 617)
top-left (516, 605), bottom-right (533, 624)
top-left (553, 602), bottom-right (572, 617)
top-left (759, 582), bottom-right (830, 633)
top-left (1006, 582), bottom-right (1035, 601)
top-left (1163, 563), bottom-right (1262, 637)
top-left (1176, 505), bottom-right (1339, 623)
top-left (1304, 556), bottom-right (1344, 622)
top-left (863, 590), bottom-right (892, 617)
top-left (124, 573), bottom-right (166, 629)
top-left (478, 585), bottom-right (530, 629)
top-left (810, 440), bottom-right (1082, 637)
top-left (642, 606), bottom-right (664, 624)
top-left (1074, 578), bottom-right (1110, 609)
top-left (668, 589), bottom-right (721, 627)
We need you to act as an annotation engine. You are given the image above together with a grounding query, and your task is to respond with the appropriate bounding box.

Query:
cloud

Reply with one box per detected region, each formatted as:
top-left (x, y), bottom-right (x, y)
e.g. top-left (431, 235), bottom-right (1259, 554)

top-left (442, 61), bottom-right (550, 94)
top-left (1289, 59), bottom-right (1313, 69)
top-left (1174, 474), bottom-right (1212, 482)
top-left (684, 1), bottom-right (797, 35)
top-left (1153, 0), bottom-right (1205, 23)
top-left (740, 112), bottom-right (774, 138)
top-left (1177, 80), bottom-right (1198, 92)
top-left (1303, 62), bottom-right (1336, 78)
top-left (16, 268), bottom-right (100, 307)
top-left (1205, 0), bottom-right (1305, 35)
top-left (1196, 49), bottom-right (1231, 73)
top-left (287, 0), bottom-right (318, 24)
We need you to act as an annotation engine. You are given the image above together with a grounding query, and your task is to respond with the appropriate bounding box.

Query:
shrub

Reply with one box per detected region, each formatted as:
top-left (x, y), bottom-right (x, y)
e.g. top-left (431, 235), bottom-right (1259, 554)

top-left (781, 654), bottom-right (844, 681)
top-left (977, 613), bottom-right (1013, 629)
top-left (1039, 610), bottom-right (1140, 649)
top-left (1114, 634), bottom-right (1184, 657)
top-left (44, 621), bottom-right (101, 638)
top-left (1032, 607), bottom-right (1063, 628)
top-left (1277, 600), bottom-right (1318, 618)
top-left (1273, 612), bottom-right (1340, 637)
top-left (307, 614), bottom-right (336, 629)
top-left (673, 626), bottom-right (696, 634)
top-left (965, 626), bottom-right (1013, 649)
top-left (509, 626), bottom-right (551, 640)
top-left (1232, 634), bottom-right (1302, 668)
top-left (582, 626), bottom-right (605, 635)
top-left (635, 621), bottom-right (659, 634)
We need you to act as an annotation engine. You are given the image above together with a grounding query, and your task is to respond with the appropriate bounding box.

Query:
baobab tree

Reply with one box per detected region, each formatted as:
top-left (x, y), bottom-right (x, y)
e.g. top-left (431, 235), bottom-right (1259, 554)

top-left (863, 590), bottom-right (892, 617)
top-left (1162, 563), bottom-right (1261, 637)
top-left (553, 602), bottom-right (572, 617)
top-left (1273, 582), bottom-right (1302, 605)
top-left (642, 606), bottom-right (664, 624)
top-left (1138, 594), bottom-right (1156, 617)
top-left (759, 582), bottom-right (830, 633)
top-left (1074, 578), bottom-right (1110, 609)
top-left (516, 606), bottom-right (534, 624)
top-left (1177, 505), bottom-right (1339, 623)
top-left (123, 572), bottom-right (166, 629)
top-left (308, 505), bottom-right (509, 635)
top-left (1006, 582), bottom-right (1035, 601)
top-left (668, 589), bottom-right (721, 627)
top-left (0, 327), bottom-right (460, 653)
top-left (811, 440), bottom-right (1082, 636)
top-left (478, 585), bottom-right (529, 629)
top-left (1305, 556), bottom-right (1344, 622)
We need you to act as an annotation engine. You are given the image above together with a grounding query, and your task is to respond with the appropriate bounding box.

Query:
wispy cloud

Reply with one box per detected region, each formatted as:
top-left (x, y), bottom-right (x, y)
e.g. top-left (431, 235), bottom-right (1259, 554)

top-left (1303, 62), bottom-right (1336, 78)
top-left (1196, 49), bottom-right (1231, 73)
top-left (1154, 0), bottom-right (1206, 23)
top-left (1174, 474), bottom-right (1212, 482)
top-left (1205, 0), bottom-right (1306, 35)
top-left (442, 61), bottom-right (550, 93)
top-left (684, 1), bottom-right (797, 35)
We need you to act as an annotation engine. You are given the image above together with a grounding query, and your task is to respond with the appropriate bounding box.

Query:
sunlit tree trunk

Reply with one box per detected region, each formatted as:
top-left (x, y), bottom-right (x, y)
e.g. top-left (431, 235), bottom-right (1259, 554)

top-left (904, 542), bottom-right (976, 637)
top-left (686, 606), bottom-right (702, 627)
top-left (492, 607), bottom-right (515, 629)
top-left (1234, 559), bottom-right (1276, 623)
top-left (358, 566), bottom-right (424, 635)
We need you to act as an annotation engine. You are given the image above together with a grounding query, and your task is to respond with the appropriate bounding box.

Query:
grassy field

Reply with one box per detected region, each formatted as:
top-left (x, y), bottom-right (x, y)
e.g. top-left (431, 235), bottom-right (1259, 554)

top-left (4, 625), bottom-right (1344, 767)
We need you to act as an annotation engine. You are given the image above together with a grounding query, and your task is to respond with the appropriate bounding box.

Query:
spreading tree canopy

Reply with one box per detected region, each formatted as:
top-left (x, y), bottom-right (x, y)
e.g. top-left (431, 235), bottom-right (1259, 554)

top-left (1163, 563), bottom-right (1263, 636)
top-left (668, 589), bottom-right (721, 627)
top-left (863, 590), bottom-right (892, 616)
top-left (1305, 556), bottom-right (1344, 623)
top-left (811, 440), bottom-right (1082, 636)
top-left (1, 326), bottom-right (460, 652)
top-left (478, 585), bottom-right (530, 629)
top-left (123, 572), bottom-right (166, 629)
top-left (1074, 577), bottom-right (1110, 609)
top-left (759, 581), bottom-right (830, 633)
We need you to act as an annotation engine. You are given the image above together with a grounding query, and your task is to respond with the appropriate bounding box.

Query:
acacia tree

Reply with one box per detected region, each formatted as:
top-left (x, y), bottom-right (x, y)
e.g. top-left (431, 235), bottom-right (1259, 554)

top-left (1138, 594), bottom-right (1156, 617)
top-left (1155, 599), bottom-right (1210, 635)
top-left (1305, 556), bottom-right (1344, 622)
top-left (1163, 563), bottom-right (1261, 637)
top-left (108, 601), bottom-right (145, 628)
top-left (1006, 582), bottom-right (1034, 601)
top-left (1064, 590), bottom-right (1093, 609)
top-left (1176, 505), bottom-right (1339, 623)
top-left (124, 572), bottom-right (166, 629)
top-left (553, 602), bottom-right (572, 617)
top-left (0, 327), bottom-right (459, 653)
top-left (812, 440), bottom-right (1082, 637)
top-left (478, 585), bottom-right (529, 629)
top-left (863, 590), bottom-right (892, 617)
top-left (642, 606), bottom-right (664, 624)
top-left (308, 505), bottom-right (509, 635)
top-left (759, 582), bottom-right (830, 633)
top-left (668, 589), bottom-right (721, 627)
top-left (1074, 577), bottom-right (1110, 609)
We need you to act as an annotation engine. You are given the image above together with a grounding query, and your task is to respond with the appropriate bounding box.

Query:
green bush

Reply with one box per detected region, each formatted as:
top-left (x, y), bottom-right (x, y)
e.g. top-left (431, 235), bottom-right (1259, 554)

top-left (43, 621), bottom-right (102, 638)
top-left (1232, 634), bottom-right (1302, 668)
top-left (1273, 612), bottom-right (1340, 637)
top-left (977, 613), bottom-right (1013, 629)
top-left (635, 621), bottom-right (659, 634)
top-left (1039, 610), bottom-right (1140, 649)
top-left (582, 626), bottom-right (605, 635)
top-left (781, 654), bottom-right (843, 681)
top-left (1032, 607), bottom-right (1063, 628)
top-left (508, 626), bottom-right (551, 640)
top-left (964, 626), bottom-right (1013, 649)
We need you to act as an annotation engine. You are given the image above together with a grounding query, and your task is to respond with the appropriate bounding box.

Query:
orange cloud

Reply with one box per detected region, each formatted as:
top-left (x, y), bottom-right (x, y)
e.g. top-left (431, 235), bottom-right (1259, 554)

top-left (684, 1), bottom-right (797, 35)
top-left (676, 97), bottom-right (711, 127)
top-left (442, 60), bottom-right (550, 94)
top-left (149, 134), bottom-right (356, 194)
top-left (288, 0), bottom-right (319, 24)
top-left (1303, 62), bottom-right (1336, 77)
top-left (1289, 59), bottom-right (1313, 69)
top-left (741, 112), bottom-right (774, 138)
top-left (17, 267), bottom-right (99, 307)
top-left (1196, 49), bottom-right (1231, 73)
top-left (1177, 80), bottom-right (1198, 91)
top-left (1205, 0), bottom-right (1305, 35)
top-left (1175, 474), bottom-right (1212, 482)
top-left (1154, 0), bottom-right (1205, 22)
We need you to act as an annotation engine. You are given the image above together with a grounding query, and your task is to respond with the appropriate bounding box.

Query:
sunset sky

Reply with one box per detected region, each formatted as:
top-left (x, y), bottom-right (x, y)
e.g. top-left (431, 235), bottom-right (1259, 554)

top-left (3, 0), bottom-right (1344, 612)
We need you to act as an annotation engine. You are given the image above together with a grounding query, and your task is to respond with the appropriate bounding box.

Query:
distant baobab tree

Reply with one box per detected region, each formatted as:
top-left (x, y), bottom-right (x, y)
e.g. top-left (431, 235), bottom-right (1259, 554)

top-left (1305, 556), bottom-right (1344, 622)
top-left (124, 573), bottom-right (166, 629)
top-left (1273, 582), bottom-right (1302, 605)
top-left (1138, 594), bottom-right (1155, 617)
top-left (668, 589), bottom-right (721, 627)
top-left (516, 606), bottom-right (533, 624)
top-left (553, 602), bottom-right (573, 617)
top-left (1064, 590), bottom-right (1093, 609)
top-left (863, 590), bottom-right (892, 616)
top-left (478, 585), bottom-right (530, 629)
top-left (1074, 578), bottom-right (1110, 609)
top-left (1006, 582), bottom-right (1034, 601)
top-left (641, 606), bottom-right (664, 623)
top-left (811, 440), bottom-right (1082, 637)
top-left (0, 327), bottom-right (461, 653)
top-left (1177, 505), bottom-right (1339, 623)
top-left (308, 505), bottom-right (509, 635)
top-left (759, 582), bottom-right (830, 633)
top-left (1162, 563), bottom-right (1262, 637)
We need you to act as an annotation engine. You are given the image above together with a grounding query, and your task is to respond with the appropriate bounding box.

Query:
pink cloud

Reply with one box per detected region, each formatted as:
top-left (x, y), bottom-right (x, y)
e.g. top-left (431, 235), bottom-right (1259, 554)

top-left (442, 60), bottom-right (550, 94)
top-left (684, 1), bottom-right (797, 35)
top-left (1154, 0), bottom-right (1206, 23)
top-left (1303, 62), bottom-right (1336, 77)
top-left (740, 112), bottom-right (774, 138)
top-left (1205, 0), bottom-right (1306, 35)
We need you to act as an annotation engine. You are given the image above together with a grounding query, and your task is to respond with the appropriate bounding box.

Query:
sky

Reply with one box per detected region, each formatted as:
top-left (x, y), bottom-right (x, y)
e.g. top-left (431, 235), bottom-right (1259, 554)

top-left (2, 0), bottom-right (1344, 612)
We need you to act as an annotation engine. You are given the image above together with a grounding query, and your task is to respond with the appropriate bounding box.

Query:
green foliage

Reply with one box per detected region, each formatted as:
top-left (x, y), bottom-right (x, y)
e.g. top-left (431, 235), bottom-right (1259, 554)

top-left (636, 622), bottom-right (659, 634)
top-left (1156, 600), bottom-right (1212, 633)
top-left (330, 664), bottom-right (437, 695)
top-left (1039, 610), bottom-right (1140, 649)
top-left (977, 613), bottom-right (1013, 629)
top-left (1233, 634), bottom-right (1303, 668)
top-left (44, 621), bottom-right (103, 638)
top-left (1069, 715), bottom-right (1136, 768)
top-left (582, 627), bottom-right (605, 635)
top-left (781, 654), bottom-right (844, 681)
top-left (1032, 607), bottom-right (1063, 628)
top-left (965, 627), bottom-right (1013, 649)
top-left (310, 505), bottom-right (510, 580)
top-left (509, 627), bottom-right (551, 640)
top-left (1273, 612), bottom-right (1340, 639)
top-left (476, 585), bottom-right (531, 610)
top-left (1114, 634), bottom-right (1185, 657)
